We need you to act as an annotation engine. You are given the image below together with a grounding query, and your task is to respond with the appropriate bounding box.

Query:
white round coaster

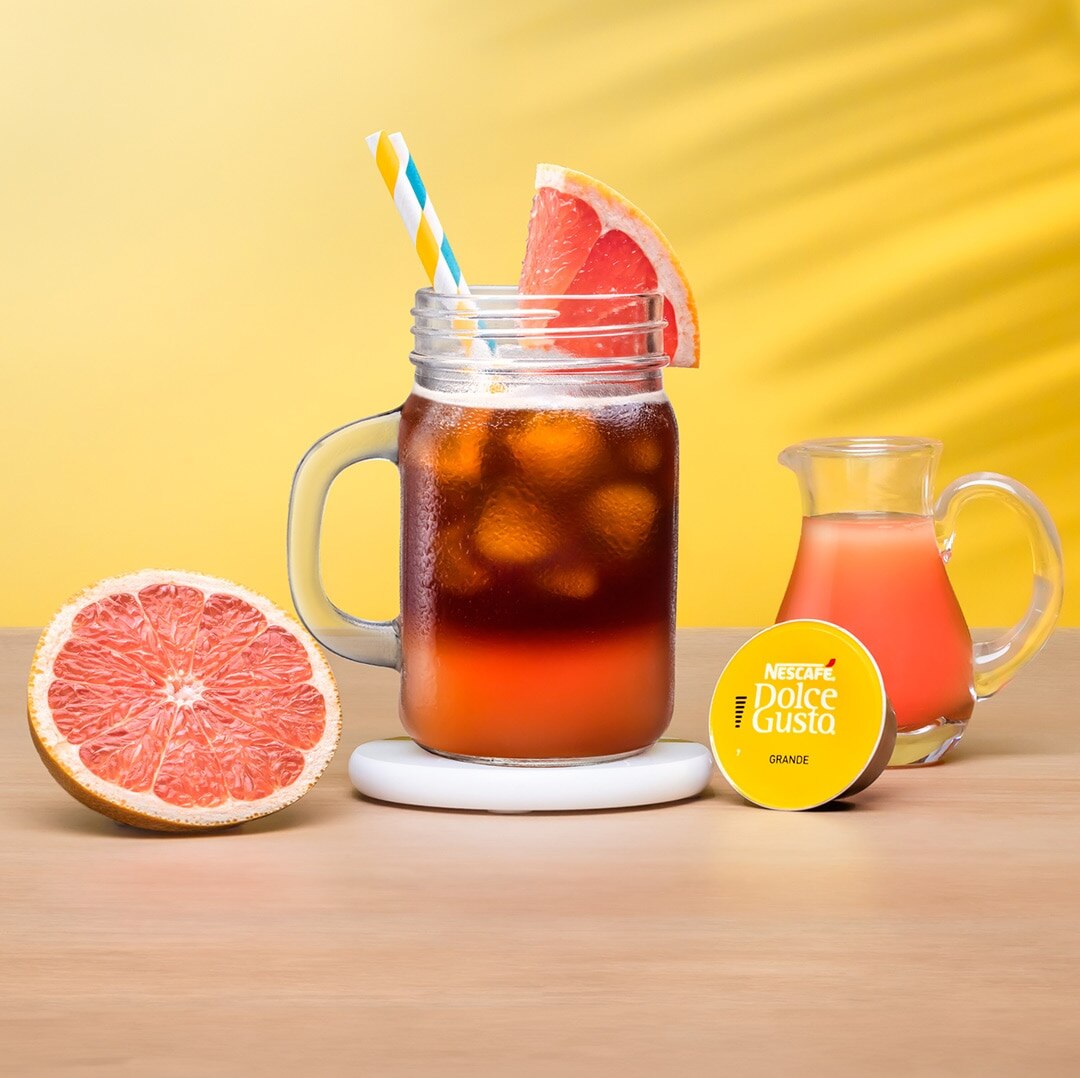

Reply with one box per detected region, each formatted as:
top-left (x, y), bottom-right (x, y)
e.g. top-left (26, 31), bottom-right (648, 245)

top-left (349, 739), bottom-right (714, 813)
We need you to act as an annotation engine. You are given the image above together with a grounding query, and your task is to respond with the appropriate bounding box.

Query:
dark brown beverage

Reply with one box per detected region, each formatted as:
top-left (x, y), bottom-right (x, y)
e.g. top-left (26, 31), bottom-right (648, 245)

top-left (398, 387), bottom-right (678, 761)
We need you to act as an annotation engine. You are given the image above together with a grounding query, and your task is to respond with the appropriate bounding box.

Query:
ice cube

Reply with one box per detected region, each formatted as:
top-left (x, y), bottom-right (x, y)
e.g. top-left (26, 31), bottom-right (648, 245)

top-left (539, 563), bottom-right (599, 599)
top-left (417, 426), bottom-right (486, 486)
top-left (585, 483), bottom-right (659, 558)
top-left (474, 489), bottom-right (558, 565)
top-left (507, 413), bottom-right (603, 489)
top-left (625, 435), bottom-right (664, 473)
top-left (436, 523), bottom-right (490, 596)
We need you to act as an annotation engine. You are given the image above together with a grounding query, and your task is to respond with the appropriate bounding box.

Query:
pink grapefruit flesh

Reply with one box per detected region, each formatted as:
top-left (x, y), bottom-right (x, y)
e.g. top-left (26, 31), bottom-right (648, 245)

top-left (519, 166), bottom-right (699, 367)
top-left (28, 570), bottom-right (341, 831)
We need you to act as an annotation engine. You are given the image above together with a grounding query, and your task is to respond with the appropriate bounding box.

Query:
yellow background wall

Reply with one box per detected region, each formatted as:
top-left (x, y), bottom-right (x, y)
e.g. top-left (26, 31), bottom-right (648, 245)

top-left (2, 0), bottom-right (1078, 627)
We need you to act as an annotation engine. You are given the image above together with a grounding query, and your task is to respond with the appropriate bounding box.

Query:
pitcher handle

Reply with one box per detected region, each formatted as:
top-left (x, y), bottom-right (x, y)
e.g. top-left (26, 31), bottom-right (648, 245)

top-left (935, 472), bottom-right (1064, 699)
top-left (287, 409), bottom-right (403, 669)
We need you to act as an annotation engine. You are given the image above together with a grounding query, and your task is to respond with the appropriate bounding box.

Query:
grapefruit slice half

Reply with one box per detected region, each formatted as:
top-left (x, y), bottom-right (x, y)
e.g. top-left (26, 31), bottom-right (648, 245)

top-left (519, 164), bottom-right (700, 367)
top-left (28, 570), bottom-right (341, 832)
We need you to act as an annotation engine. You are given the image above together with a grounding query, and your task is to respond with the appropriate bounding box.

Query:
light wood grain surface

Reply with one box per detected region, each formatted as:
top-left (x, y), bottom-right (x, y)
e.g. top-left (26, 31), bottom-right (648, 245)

top-left (3, 628), bottom-right (1078, 1076)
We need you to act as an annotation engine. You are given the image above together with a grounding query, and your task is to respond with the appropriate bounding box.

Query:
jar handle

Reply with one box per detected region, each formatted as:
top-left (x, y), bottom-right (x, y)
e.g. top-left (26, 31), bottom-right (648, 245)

top-left (287, 409), bottom-right (402, 669)
top-left (935, 472), bottom-right (1063, 699)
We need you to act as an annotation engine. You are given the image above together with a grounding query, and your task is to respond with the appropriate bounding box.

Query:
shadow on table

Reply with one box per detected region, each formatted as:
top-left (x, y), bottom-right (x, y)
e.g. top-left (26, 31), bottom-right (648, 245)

top-left (17, 788), bottom-right (351, 839)
top-left (943, 720), bottom-right (1074, 760)
top-left (352, 784), bottom-right (723, 818)
top-left (947, 738), bottom-right (1075, 761)
top-left (354, 785), bottom-right (891, 815)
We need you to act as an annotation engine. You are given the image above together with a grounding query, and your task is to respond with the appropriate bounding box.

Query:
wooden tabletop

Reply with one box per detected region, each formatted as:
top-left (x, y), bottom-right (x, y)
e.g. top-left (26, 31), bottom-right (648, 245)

top-left (3, 628), bottom-right (1078, 1076)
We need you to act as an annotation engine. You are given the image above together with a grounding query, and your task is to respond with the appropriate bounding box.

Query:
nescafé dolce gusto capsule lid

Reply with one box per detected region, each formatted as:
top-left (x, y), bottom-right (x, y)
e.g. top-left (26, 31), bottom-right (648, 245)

top-left (709, 620), bottom-right (895, 810)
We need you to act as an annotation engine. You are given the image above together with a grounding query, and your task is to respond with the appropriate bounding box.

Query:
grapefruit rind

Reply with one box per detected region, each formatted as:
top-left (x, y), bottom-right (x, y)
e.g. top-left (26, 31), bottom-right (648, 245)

top-left (534, 164), bottom-right (700, 369)
top-left (27, 569), bottom-right (341, 832)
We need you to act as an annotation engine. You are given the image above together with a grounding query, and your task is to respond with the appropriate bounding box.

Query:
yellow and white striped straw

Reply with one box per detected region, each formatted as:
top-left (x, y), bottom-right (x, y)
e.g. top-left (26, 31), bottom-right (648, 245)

top-left (365, 130), bottom-right (470, 297)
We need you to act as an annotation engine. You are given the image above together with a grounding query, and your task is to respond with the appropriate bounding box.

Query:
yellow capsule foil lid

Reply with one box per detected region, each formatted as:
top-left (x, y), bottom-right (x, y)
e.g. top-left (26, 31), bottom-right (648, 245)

top-left (709, 620), bottom-right (896, 811)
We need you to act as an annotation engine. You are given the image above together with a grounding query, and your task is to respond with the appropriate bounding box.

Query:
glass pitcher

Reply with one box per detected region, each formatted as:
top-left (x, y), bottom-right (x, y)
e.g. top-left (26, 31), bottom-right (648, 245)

top-left (288, 287), bottom-right (677, 765)
top-left (776, 438), bottom-right (1063, 766)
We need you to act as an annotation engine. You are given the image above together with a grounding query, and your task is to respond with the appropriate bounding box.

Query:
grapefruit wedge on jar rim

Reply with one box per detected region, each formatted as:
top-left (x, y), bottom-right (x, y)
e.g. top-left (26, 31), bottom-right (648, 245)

top-left (28, 570), bottom-right (341, 832)
top-left (519, 164), bottom-right (700, 368)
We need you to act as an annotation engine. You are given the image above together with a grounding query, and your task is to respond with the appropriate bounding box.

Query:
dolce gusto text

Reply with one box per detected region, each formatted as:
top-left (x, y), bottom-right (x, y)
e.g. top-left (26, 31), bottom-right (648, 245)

top-left (752, 664), bottom-right (837, 735)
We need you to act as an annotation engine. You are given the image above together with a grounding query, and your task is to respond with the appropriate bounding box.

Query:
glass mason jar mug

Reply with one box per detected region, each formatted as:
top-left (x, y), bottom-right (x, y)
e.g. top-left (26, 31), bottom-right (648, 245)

top-left (288, 288), bottom-right (678, 764)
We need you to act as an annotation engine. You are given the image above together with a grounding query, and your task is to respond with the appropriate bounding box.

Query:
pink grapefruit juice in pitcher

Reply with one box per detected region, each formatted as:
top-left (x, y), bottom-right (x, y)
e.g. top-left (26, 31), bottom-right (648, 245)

top-left (775, 438), bottom-right (1063, 766)
top-left (778, 513), bottom-right (974, 733)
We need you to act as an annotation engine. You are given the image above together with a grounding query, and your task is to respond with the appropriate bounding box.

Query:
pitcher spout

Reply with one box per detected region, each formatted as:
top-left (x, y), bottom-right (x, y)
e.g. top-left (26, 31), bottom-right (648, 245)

top-left (777, 443), bottom-right (803, 473)
top-left (779, 437), bottom-right (941, 518)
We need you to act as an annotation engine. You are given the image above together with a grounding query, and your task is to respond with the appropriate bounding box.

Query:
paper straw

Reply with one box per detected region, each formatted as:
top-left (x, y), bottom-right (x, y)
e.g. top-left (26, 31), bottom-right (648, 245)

top-left (366, 130), bottom-right (497, 359)
top-left (366, 130), bottom-right (470, 297)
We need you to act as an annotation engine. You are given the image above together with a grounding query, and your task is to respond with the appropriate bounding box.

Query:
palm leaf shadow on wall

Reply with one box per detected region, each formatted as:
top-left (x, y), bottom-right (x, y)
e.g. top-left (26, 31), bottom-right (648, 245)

top-left (531, 0), bottom-right (1080, 554)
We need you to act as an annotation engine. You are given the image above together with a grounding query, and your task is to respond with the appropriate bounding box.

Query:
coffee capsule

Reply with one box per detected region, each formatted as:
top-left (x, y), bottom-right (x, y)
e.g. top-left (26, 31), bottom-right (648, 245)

top-left (709, 620), bottom-right (895, 810)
